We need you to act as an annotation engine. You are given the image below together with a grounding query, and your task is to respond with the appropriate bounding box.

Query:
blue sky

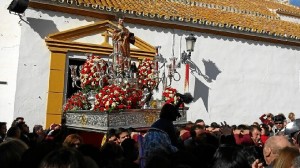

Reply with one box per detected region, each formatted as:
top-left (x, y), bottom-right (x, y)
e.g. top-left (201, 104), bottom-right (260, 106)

top-left (290, 0), bottom-right (300, 6)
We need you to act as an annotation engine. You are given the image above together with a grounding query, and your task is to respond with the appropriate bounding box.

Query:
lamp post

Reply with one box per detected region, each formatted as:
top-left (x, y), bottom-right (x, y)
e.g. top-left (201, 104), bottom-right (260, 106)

top-left (181, 34), bottom-right (197, 64)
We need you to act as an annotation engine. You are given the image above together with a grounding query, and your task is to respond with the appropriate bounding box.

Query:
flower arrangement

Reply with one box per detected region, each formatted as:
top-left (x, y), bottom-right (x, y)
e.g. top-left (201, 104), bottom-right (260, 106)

top-left (137, 58), bottom-right (158, 90)
top-left (162, 87), bottom-right (179, 105)
top-left (125, 88), bottom-right (143, 109)
top-left (80, 55), bottom-right (108, 92)
top-left (94, 85), bottom-right (127, 112)
top-left (63, 91), bottom-right (91, 112)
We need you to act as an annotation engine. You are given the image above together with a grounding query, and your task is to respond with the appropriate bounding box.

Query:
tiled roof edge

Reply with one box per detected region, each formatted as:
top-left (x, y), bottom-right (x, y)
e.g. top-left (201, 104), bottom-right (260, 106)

top-left (30, 0), bottom-right (300, 43)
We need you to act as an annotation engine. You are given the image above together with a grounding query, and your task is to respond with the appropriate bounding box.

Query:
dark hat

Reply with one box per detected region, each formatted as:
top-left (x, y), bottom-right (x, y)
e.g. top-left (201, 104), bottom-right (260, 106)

top-left (273, 114), bottom-right (286, 123)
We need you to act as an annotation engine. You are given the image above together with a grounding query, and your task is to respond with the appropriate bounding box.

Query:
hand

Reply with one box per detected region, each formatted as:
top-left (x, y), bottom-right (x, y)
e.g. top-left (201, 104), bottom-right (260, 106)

top-left (220, 121), bottom-right (232, 136)
top-left (251, 159), bottom-right (264, 168)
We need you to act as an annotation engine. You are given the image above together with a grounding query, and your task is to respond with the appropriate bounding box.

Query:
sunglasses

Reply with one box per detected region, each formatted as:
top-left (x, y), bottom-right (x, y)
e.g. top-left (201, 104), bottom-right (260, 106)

top-left (275, 122), bottom-right (283, 125)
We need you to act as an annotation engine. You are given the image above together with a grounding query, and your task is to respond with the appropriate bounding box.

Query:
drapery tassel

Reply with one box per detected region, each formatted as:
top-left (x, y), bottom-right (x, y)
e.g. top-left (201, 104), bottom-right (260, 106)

top-left (101, 134), bottom-right (107, 147)
top-left (184, 64), bottom-right (189, 92)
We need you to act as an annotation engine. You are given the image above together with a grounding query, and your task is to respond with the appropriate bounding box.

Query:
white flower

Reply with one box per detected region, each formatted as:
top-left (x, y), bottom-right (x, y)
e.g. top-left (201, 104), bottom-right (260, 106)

top-left (111, 102), bottom-right (116, 108)
top-left (105, 101), bottom-right (110, 107)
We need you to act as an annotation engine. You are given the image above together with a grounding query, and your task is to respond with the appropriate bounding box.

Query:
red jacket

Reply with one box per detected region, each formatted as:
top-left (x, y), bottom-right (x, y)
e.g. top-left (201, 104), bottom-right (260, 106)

top-left (260, 135), bottom-right (268, 144)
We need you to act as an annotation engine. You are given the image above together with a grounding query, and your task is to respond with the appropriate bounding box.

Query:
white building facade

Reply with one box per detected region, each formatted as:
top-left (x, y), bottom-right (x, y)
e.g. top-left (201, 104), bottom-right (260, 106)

top-left (1, 0), bottom-right (300, 129)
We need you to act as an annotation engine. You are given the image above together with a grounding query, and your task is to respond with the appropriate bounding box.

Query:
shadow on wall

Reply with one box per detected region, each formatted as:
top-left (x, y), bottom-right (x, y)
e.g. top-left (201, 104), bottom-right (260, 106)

top-left (26, 18), bottom-right (59, 38)
top-left (188, 59), bottom-right (221, 112)
top-left (203, 59), bottom-right (222, 83)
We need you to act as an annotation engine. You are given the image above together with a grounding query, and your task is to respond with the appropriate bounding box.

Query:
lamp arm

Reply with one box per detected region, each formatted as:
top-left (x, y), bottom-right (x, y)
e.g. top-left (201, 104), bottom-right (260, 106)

top-left (159, 62), bottom-right (166, 69)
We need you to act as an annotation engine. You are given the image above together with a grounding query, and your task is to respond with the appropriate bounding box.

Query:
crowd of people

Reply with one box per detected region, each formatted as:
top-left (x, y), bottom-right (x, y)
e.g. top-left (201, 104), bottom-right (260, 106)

top-left (0, 108), bottom-right (299, 168)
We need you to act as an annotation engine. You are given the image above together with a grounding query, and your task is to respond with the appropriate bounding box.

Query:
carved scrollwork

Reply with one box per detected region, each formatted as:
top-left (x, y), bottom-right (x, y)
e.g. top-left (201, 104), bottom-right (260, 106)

top-left (65, 109), bottom-right (187, 131)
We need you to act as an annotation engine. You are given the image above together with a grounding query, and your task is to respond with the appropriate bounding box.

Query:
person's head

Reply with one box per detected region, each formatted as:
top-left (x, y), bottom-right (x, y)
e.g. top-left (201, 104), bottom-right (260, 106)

top-left (106, 128), bottom-right (118, 143)
top-left (266, 113), bottom-right (274, 121)
top-left (212, 145), bottom-right (250, 168)
top-left (236, 124), bottom-right (249, 135)
top-left (185, 121), bottom-right (194, 130)
top-left (11, 117), bottom-right (24, 127)
top-left (100, 141), bottom-right (124, 167)
top-left (63, 134), bottom-right (83, 148)
top-left (121, 138), bottom-right (139, 162)
top-left (16, 122), bottom-right (29, 134)
top-left (250, 125), bottom-right (261, 144)
top-left (273, 114), bottom-right (286, 130)
top-left (6, 126), bottom-right (21, 139)
top-left (160, 103), bottom-right (180, 121)
top-left (16, 117), bottom-right (24, 122)
top-left (195, 119), bottom-right (205, 127)
top-left (289, 112), bottom-right (296, 122)
top-left (273, 146), bottom-right (300, 168)
top-left (39, 147), bottom-right (87, 168)
top-left (252, 122), bottom-right (259, 126)
top-left (211, 122), bottom-right (220, 129)
top-left (0, 139), bottom-right (28, 168)
top-left (190, 125), bottom-right (206, 140)
top-left (260, 124), bottom-right (270, 136)
top-left (263, 135), bottom-right (291, 165)
top-left (0, 122), bottom-right (7, 136)
top-left (116, 128), bottom-right (130, 144)
top-left (33, 125), bottom-right (44, 135)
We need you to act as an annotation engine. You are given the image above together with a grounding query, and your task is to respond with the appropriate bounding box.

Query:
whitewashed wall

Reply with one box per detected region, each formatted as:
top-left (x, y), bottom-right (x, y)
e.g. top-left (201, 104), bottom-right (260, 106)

top-left (1, 7), bottom-right (98, 129)
top-left (279, 14), bottom-right (300, 24)
top-left (0, 0), bottom-right (22, 126)
top-left (1, 6), bottom-right (300, 129)
top-left (128, 24), bottom-right (300, 125)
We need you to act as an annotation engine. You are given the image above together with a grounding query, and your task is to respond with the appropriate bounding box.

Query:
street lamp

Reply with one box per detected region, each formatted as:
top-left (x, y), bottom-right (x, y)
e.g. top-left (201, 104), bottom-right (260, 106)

top-left (7, 0), bottom-right (29, 14)
top-left (181, 34), bottom-right (197, 64)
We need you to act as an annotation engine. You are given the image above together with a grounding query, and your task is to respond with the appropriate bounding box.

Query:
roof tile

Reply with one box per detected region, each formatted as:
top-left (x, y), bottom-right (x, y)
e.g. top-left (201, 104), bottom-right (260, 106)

top-left (50, 0), bottom-right (300, 40)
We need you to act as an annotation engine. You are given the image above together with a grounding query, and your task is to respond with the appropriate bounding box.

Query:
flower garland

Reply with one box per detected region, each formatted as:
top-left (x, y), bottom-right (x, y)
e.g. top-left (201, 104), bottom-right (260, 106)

top-left (137, 58), bottom-right (158, 90)
top-left (63, 91), bottom-right (91, 112)
top-left (80, 55), bottom-right (108, 92)
top-left (162, 87), bottom-right (179, 105)
top-left (94, 85), bottom-right (127, 112)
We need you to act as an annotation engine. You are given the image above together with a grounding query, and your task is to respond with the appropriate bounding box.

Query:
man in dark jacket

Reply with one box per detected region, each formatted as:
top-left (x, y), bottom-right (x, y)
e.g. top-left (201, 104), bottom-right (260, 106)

top-left (143, 103), bottom-right (180, 159)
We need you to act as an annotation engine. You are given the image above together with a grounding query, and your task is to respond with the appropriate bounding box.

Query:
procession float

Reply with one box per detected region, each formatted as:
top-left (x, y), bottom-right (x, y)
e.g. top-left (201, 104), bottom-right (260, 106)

top-left (63, 18), bottom-right (190, 133)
